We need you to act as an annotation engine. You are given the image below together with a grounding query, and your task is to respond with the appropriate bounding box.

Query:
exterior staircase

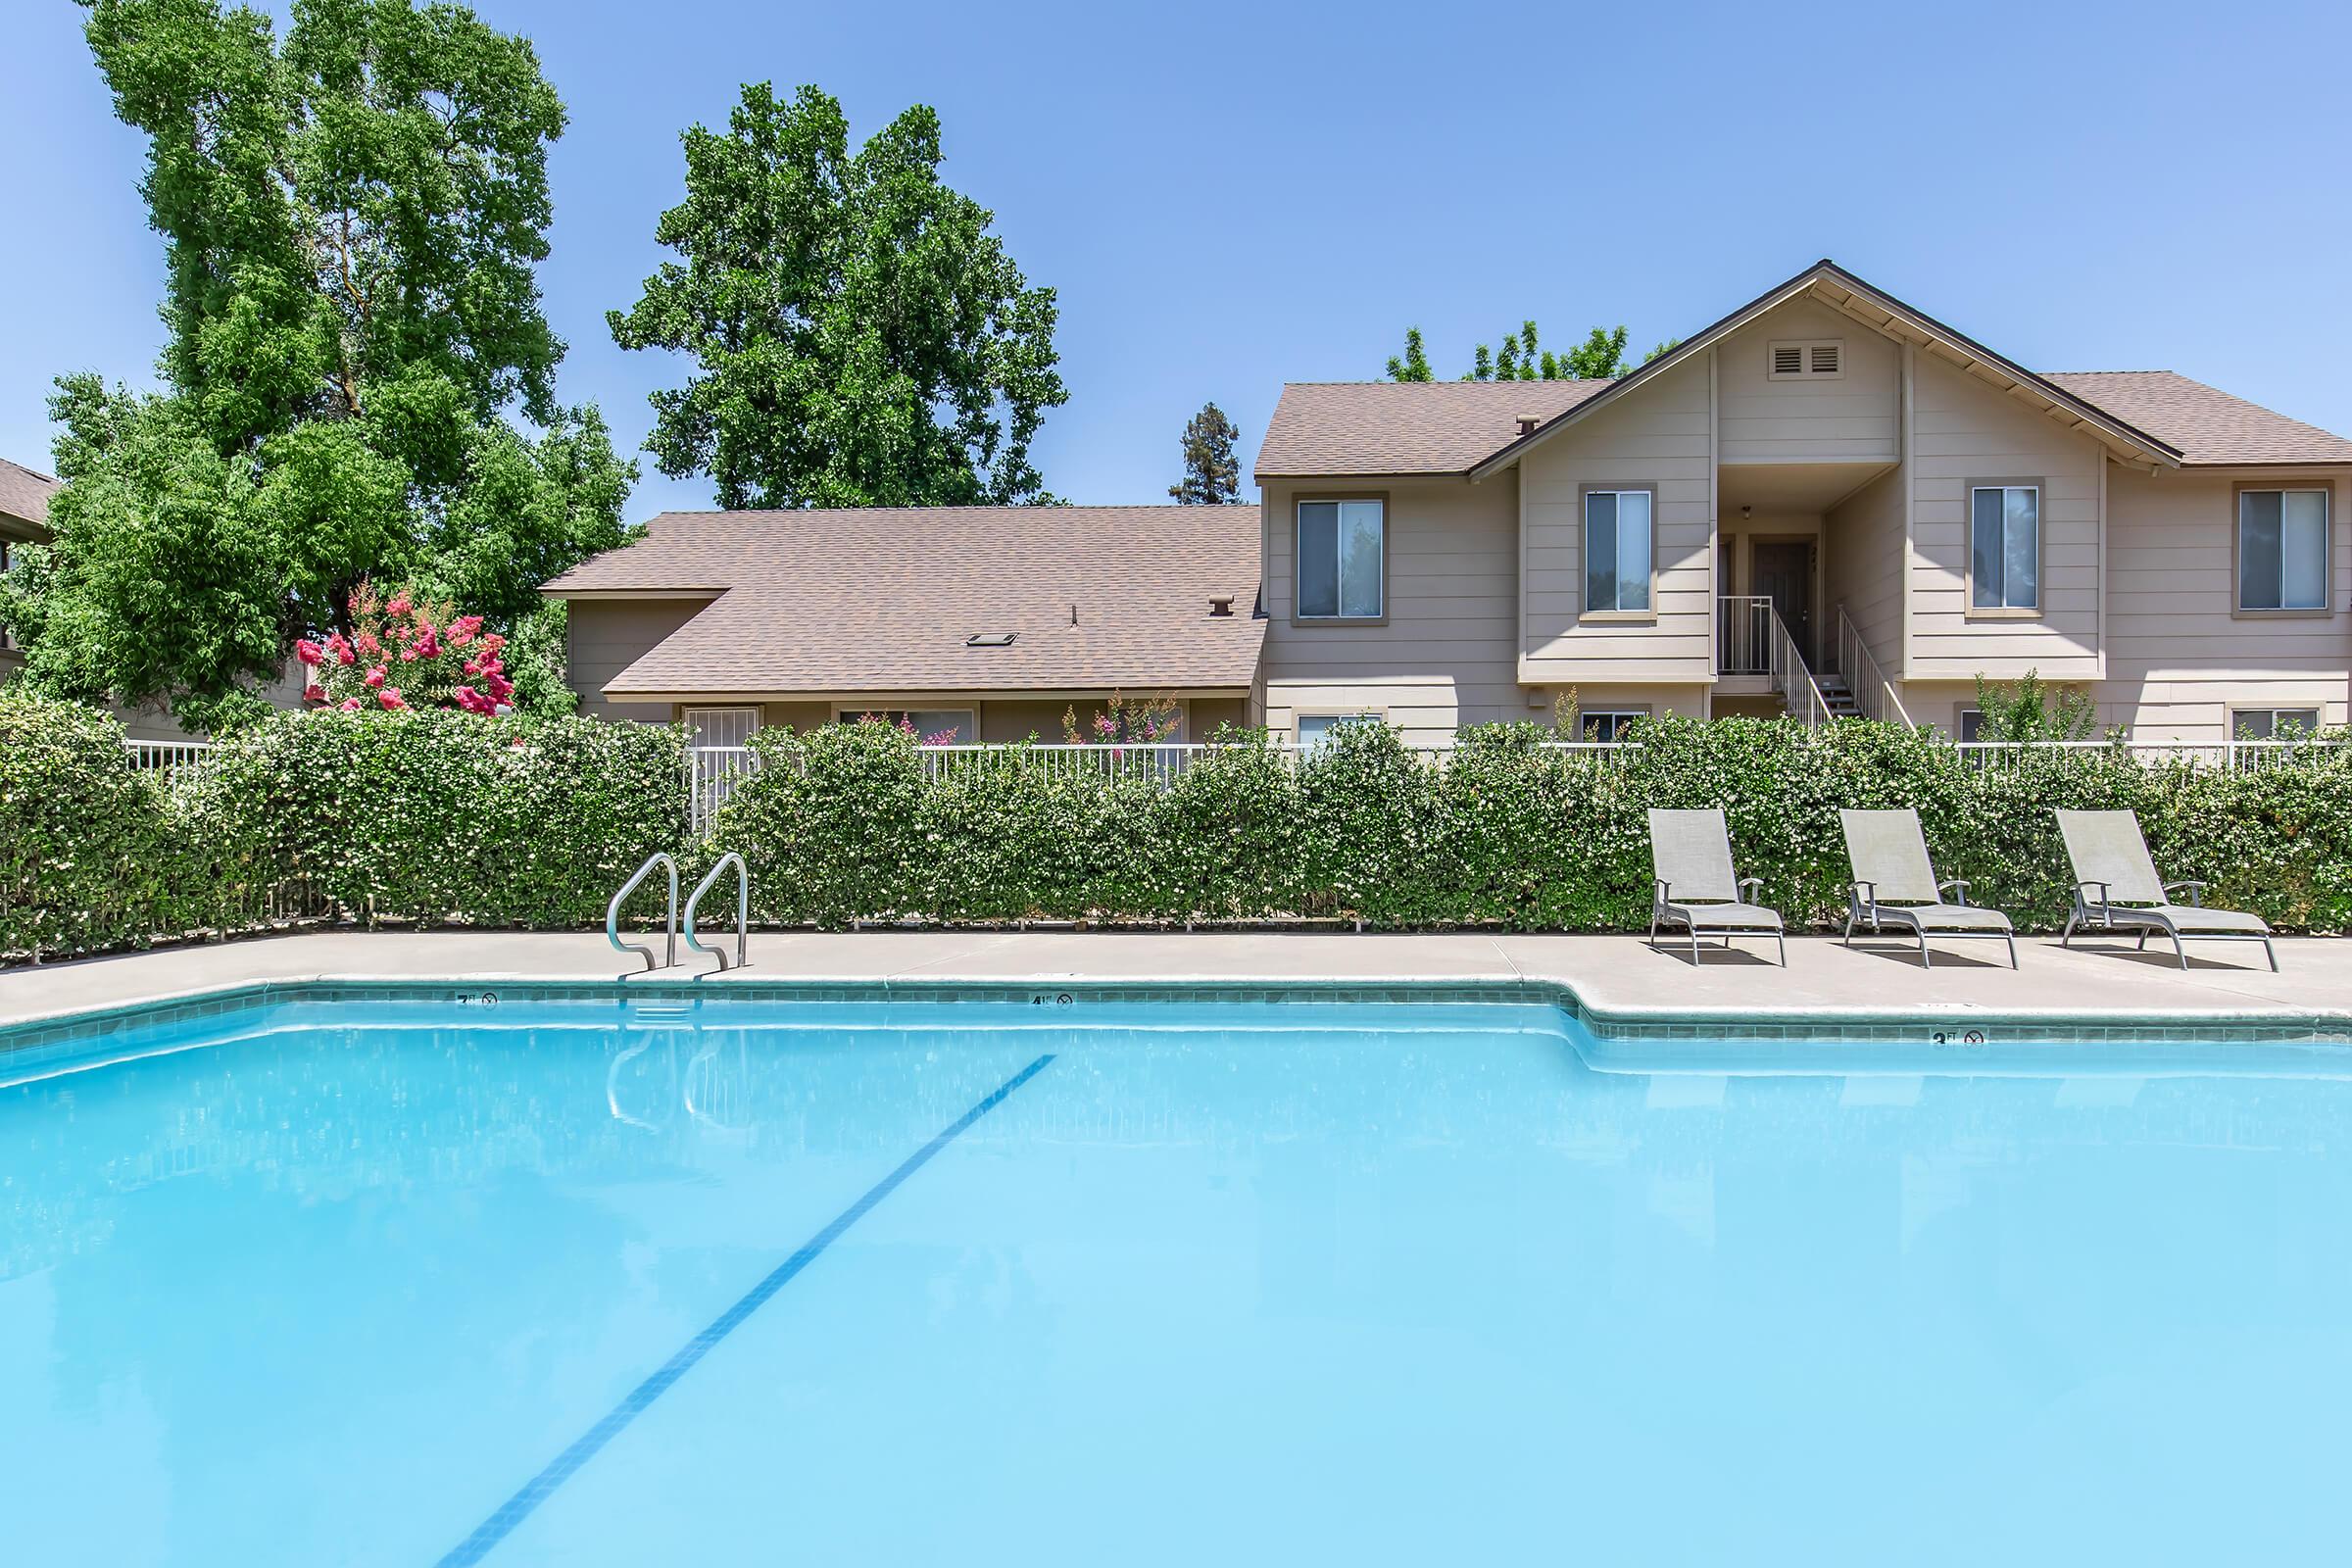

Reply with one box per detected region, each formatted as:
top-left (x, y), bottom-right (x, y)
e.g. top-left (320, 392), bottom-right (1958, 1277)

top-left (1813, 670), bottom-right (1863, 720)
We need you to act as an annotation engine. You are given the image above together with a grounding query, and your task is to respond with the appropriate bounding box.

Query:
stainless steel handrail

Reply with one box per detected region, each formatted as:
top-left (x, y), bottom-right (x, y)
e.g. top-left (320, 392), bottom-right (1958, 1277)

top-left (607, 852), bottom-right (679, 971)
top-left (682, 852), bottom-right (749, 971)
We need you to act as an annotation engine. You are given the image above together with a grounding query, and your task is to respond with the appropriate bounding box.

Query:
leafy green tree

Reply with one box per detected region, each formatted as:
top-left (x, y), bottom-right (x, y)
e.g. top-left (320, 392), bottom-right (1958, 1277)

top-left (0, 0), bottom-right (631, 723)
top-left (1561, 325), bottom-right (1631, 379)
top-left (1168, 403), bottom-right (1242, 505)
top-left (1424, 319), bottom-right (1666, 381)
top-left (609, 82), bottom-right (1068, 510)
top-left (1385, 327), bottom-right (1434, 382)
top-left (1971, 669), bottom-right (2102, 741)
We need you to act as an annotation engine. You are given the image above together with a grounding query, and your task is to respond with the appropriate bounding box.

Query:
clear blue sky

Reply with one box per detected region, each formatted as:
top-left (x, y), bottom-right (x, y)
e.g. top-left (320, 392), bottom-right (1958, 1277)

top-left (5, 0), bottom-right (2348, 516)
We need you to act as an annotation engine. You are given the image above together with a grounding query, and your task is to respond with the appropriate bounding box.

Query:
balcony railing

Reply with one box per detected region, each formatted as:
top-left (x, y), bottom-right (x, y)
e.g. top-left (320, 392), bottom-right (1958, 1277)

top-left (1834, 605), bottom-right (1913, 727)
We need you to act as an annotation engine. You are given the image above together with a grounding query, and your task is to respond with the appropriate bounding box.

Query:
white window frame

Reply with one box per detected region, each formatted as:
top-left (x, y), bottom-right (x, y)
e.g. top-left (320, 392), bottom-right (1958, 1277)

top-left (2234, 486), bottom-right (2331, 615)
top-left (1295, 711), bottom-right (1381, 750)
top-left (682, 705), bottom-right (760, 748)
top-left (1766, 339), bottom-right (1845, 381)
top-left (1573, 709), bottom-right (1647, 743)
top-left (839, 707), bottom-right (977, 743)
top-left (1956, 707), bottom-right (1985, 743)
top-left (1294, 498), bottom-right (1386, 621)
top-left (1968, 482), bottom-right (2042, 615)
top-left (2229, 707), bottom-right (2323, 741)
top-left (1581, 487), bottom-right (1656, 617)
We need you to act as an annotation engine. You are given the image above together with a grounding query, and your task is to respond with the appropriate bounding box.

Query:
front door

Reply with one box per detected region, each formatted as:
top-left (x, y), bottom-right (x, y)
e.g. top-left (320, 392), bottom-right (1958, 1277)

top-left (1750, 541), bottom-right (1813, 664)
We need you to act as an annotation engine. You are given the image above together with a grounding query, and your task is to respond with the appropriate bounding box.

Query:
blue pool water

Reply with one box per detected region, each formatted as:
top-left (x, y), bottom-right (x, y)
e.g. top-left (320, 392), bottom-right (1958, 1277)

top-left (4, 993), bottom-right (2350, 1565)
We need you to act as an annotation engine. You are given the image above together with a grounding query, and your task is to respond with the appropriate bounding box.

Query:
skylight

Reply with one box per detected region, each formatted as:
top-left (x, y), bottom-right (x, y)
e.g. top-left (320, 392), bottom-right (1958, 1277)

top-left (964, 631), bottom-right (1017, 647)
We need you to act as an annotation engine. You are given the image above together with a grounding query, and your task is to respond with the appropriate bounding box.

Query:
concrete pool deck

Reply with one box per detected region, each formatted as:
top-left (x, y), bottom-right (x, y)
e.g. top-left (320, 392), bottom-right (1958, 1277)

top-left (3, 928), bottom-right (2347, 1035)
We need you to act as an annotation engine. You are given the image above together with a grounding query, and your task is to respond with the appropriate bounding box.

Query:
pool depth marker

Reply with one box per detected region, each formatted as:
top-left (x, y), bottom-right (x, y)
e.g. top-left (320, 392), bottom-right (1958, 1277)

top-left (439, 1052), bottom-right (1057, 1566)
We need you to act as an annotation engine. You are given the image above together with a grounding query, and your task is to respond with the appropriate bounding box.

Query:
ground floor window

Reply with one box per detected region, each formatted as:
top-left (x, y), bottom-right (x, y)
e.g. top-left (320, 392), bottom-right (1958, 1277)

top-left (682, 706), bottom-right (760, 747)
top-left (1296, 712), bottom-right (1380, 749)
top-left (1573, 710), bottom-right (1647, 743)
top-left (2231, 708), bottom-right (2323, 740)
top-left (843, 709), bottom-right (975, 743)
top-left (1956, 708), bottom-right (1984, 742)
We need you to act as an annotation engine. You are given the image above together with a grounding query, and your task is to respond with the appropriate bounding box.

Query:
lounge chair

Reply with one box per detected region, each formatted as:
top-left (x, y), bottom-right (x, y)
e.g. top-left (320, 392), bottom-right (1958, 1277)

top-left (2055, 809), bottom-right (2276, 971)
top-left (1838, 808), bottom-right (2017, 968)
top-left (1647, 808), bottom-right (1786, 964)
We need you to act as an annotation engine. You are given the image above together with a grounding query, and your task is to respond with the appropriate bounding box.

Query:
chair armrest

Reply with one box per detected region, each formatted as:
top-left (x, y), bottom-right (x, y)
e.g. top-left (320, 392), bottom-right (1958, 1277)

top-left (1738, 875), bottom-right (1764, 903)
top-left (2164, 879), bottom-right (2207, 906)
top-left (1654, 878), bottom-right (1672, 906)
top-left (2074, 880), bottom-right (2112, 916)
top-left (1850, 878), bottom-right (1877, 912)
top-left (1938, 878), bottom-right (1971, 906)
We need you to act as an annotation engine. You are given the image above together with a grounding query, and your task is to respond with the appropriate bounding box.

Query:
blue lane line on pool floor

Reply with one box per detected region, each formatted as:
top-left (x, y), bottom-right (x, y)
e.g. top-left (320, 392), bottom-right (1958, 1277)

top-left (438, 1052), bottom-right (1057, 1567)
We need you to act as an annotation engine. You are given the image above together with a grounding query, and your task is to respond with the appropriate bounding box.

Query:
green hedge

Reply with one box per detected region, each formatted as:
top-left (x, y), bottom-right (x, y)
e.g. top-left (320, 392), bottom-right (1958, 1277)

top-left (5, 693), bottom-right (2349, 961)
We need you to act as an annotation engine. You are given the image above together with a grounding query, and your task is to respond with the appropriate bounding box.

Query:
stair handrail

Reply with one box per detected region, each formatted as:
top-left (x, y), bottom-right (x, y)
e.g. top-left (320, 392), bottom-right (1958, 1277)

top-left (682, 852), bottom-right (750, 971)
top-left (1836, 604), bottom-right (1914, 727)
top-left (1763, 603), bottom-right (1833, 729)
top-left (608, 852), bottom-right (679, 971)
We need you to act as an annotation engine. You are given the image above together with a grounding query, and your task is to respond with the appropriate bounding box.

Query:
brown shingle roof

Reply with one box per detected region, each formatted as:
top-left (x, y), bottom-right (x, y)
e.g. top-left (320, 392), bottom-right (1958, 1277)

top-left (544, 505), bottom-right (1265, 696)
top-left (1254, 380), bottom-right (1609, 477)
top-left (0, 457), bottom-right (59, 530)
top-left (2042, 371), bottom-right (2352, 466)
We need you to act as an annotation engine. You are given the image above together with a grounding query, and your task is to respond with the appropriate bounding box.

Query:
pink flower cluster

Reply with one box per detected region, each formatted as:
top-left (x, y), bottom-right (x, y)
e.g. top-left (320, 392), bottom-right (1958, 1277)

top-left (297, 582), bottom-right (515, 716)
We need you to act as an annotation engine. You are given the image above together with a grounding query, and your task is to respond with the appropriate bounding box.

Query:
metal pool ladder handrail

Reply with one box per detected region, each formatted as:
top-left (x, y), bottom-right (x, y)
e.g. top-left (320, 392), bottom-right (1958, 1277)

top-left (682, 852), bottom-right (750, 971)
top-left (608, 852), bottom-right (680, 971)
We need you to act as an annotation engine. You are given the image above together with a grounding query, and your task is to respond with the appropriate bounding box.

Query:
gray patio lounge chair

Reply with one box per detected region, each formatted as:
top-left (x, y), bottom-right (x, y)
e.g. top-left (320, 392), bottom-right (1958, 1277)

top-left (1838, 808), bottom-right (2017, 968)
top-left (2055, 809), bottom-right (2276, 971)
top-left (1648, 808), bottom-right (1786, 964)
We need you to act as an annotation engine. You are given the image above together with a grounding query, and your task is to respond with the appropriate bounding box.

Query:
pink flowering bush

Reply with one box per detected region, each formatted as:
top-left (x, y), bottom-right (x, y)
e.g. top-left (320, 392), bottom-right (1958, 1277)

top-left (298, 582), bottom-right (515, 715)
top-left (1062, 691), bottom-right (1183, 746)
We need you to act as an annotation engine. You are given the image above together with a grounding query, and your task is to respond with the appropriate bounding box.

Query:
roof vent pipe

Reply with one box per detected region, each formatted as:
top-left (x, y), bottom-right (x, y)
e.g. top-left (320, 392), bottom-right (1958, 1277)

top-left (1517, 416), bottom-right (1541, 436)
top-left (1209, 595), bottom-right (1234, 617)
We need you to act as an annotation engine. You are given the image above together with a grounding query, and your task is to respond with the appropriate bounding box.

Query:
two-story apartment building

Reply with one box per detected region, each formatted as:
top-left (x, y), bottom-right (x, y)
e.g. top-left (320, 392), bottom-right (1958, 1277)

top-left (549, 261), bottom-right (2351, 745)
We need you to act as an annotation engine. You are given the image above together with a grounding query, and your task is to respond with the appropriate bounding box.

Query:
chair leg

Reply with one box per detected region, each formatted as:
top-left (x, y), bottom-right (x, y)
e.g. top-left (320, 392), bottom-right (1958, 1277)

top-left (2060, 911), bottom-right (2078, 948)
top-left (1918, 930), bottom-right (1932, 969)
top-left (2136, 929), bottom-right (2149, 951)
top-left (2170, 929), bottom-right (2187, 969)
top-left (1842, 912), bottom-right (1855, 947)
top-left (2264, 937), bottom-right (2278, 973)
top-left (1691, 927), bottom-right (1701, 964)
top-left (1648, 909), bottom-right (1659, 951)
top-left (2005, 934), bottom-right (2018, 969)
top-left (1776, 931), bottom-right (1787, 966)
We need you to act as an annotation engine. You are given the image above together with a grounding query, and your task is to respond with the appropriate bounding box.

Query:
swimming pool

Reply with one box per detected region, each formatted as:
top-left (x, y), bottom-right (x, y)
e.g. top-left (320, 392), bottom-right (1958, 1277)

top-left (5, 989), bottom-right (2348, 1565)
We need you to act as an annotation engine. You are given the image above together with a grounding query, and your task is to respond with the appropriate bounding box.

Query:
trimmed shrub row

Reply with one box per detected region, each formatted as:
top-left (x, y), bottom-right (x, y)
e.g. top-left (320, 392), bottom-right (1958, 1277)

top-left (6, 694), bottom-right (2349, 961)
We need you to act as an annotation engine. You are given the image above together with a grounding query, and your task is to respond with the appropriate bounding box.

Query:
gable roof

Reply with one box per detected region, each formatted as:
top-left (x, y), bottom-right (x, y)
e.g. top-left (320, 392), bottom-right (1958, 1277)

top-left (2038, 371), bottom-right (2352, 466)
top-left (543, 505), bottom-right (1265, 698)
top-left (0, 457), bottom-right (59, 530)
top-left (1255, 379), bottom-right (1609, 478)
top-left (1469, 260), bottom-right (2184, 478)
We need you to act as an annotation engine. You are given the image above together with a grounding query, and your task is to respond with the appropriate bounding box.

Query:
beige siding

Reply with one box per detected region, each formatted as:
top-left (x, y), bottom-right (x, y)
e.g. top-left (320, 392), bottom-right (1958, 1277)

top-left (1905, 357), bottom-right (2103, 680)
top-left (1260, 473), bottom-right (1523, 746)
top-left (1520, 355), bottom-right (1715, 683)
top-left (567, 599), bottom-right (715, 721)
top-left (2096, 467), bottom-right (2348, 741)
top-left (1715, 298), bottom-right (1898, 465)
top-left (1825, 465), bottom-right (1906, 678)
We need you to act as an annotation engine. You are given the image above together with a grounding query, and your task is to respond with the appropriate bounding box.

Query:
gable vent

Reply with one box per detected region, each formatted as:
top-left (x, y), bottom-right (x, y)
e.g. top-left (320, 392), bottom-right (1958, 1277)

top-left (1768, 338), bottom-right (1845, 381)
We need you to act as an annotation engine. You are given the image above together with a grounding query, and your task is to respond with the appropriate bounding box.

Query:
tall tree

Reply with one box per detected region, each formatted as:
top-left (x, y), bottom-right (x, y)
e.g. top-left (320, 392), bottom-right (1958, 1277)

top-left (1385, 327), bottom-right (1434, 382)
top-left (1168, 403), bottom-right (1241, 505)
top-left (609, 82), bottom-right (1068, 510)
top-left (1403, 318), bottom-right (1663, 381)
top-left (1, 0), bottom-right (631, 724)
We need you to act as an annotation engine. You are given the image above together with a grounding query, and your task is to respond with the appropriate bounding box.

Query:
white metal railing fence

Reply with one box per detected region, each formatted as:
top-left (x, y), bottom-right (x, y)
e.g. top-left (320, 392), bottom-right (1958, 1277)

top-left (122, 739), bottom-right (214, 788)
top-left (1719, 595), bottom-right (1774, 676)
top-left (1835, 605), bottom-right (1914, 727)
top-left (1954, 739), bottom-right (2350, 773)
top-left (1761, 603), bottom-right (1832, 730)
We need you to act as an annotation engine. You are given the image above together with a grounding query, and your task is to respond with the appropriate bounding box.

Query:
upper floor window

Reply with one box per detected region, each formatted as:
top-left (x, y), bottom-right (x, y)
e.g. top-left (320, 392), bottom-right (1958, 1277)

top-left (1583, 489), bottom-right (1653, 613)
top-left (1297, 499), bottom-right (1383, 619)
top-left (1970, 484), bottom-right (2040, 612)
top-left (2237, 488), bottom-right (2329, 612)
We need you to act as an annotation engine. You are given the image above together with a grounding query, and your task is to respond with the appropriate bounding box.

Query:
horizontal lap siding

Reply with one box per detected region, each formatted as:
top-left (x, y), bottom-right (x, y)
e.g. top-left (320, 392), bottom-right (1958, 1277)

top-left (1261, 473), bottom-right (1523, 746)
top-left (567, 599), bottom-right (715, 721)
top-left (1826, 466), bottom-right (1904, 676)
top-left (1906, 358), bottom-right (2102, 679)
top-left (1715, 299), bottom-right (1899, 465)
top-left (2096, 468), bottom-right (2349, 740)
top-left (1520, 357), bottom-right (1713, 684)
